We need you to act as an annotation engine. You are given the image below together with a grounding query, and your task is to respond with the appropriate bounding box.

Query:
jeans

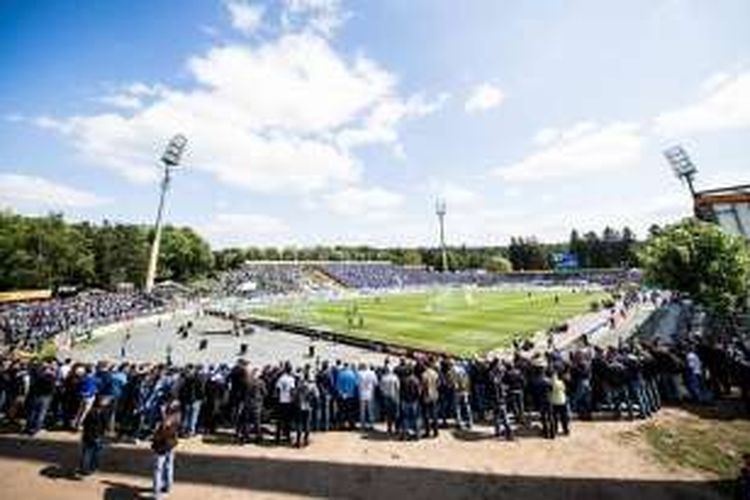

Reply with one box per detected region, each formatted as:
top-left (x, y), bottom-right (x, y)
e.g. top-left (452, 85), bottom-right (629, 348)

top-left (645, 378), bottom-right (661, 412)
top-left (421, 400), bottom-right (439, 437)
top-left (685, 372), bottom-right (705, 403)
top-left (611, 386), bottom-right (634, 420)
top-left (454, 393), bottom-right (473, 429)
top-left (539, 404), bottom-right (554, 439)
top-left (359, 398), bottom-right (374, 430)
top-left (182, 401), bottom-right (202, 436)
top-left (552, 404), bottom-right (569, 437)
top-left (80, 440), bottom-right (101, 474)
top-left (472, 383), bottom-right (486, 418)
top-left (493, 403), bottom-right (513, 439)
top-left (295, 408), bottom-right (311, 446)
top-left (27, 395), bottom-right (52, 435)
top-left (508, 390), bottom-right (526, 425)
top-left (153, 450), bottom-right (174, 499)
top-left (381, 397), bottom-right (399, 433)
top-left (276, 403), bottom-right (293, 443)
top-left (317, 394), bottom-right (331, 431)
top-left (400, 401), bottom-right (419, 439)
top-left (571, 379), bottom-right (592, 418)
top-left (74, 396), bottom-right (95, 429)
top-left (438, 390), bottom-right (453, 424)
top-left (628, 379), bottom-right (650, 418)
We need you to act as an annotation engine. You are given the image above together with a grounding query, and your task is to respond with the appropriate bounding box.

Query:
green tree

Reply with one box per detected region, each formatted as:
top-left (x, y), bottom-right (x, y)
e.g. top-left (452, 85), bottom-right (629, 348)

top-left (639, 218), bottom-right (750, 315)
top-left (158, 226), bottom-right (214, 283)
top-left (484, 255), bottom-right (513, 273)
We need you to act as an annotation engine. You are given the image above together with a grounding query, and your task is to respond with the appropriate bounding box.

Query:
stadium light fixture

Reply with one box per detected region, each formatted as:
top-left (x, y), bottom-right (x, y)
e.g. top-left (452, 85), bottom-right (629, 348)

top-left (663, 145), bottom-right (697, 197)
top-left (435, 198), bottom-right (448, 272)
top-left (145, 134), bottom-right (188, 293)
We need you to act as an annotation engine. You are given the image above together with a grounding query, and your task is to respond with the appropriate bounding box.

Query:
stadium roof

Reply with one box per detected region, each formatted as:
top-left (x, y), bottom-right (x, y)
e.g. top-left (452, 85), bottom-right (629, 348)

top-left (694, 184), bottom-right (750, 241)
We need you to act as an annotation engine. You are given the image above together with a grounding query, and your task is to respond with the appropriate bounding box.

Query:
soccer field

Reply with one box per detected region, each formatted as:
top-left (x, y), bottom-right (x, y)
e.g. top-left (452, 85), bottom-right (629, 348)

top-left (250, 288), bottom-right (607, 356)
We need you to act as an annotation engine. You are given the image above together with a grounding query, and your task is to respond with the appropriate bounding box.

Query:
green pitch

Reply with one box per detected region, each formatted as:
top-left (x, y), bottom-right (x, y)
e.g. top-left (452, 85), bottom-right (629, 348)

top-left (251, 288), bottom-right (606, 356)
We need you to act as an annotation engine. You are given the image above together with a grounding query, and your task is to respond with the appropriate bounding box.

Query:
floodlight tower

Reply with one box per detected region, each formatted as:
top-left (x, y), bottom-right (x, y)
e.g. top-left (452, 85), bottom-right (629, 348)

top-left (435, 198), bottom-right (448, 272)
top-left (145, 134), bottom-right (188, 293)
top-left (664, 145), bottom-right (698, 198)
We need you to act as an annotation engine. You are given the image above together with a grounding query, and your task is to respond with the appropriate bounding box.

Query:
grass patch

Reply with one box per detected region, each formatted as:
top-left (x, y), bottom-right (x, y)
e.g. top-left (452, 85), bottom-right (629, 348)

top-left (640, 410), bottom-right (750, 484)
top-left (251, 288), bottom-right (606, 356)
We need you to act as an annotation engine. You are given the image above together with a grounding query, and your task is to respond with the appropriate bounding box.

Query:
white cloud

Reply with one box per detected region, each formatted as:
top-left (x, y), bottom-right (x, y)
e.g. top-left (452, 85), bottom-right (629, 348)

top-left (36, 30), bottom-right (441, 193)
top-left (98, 94), bottom-right (142, 110)
top-left (225, 0), bottom-right (265, 36)
top-left (429, 180), bottom-right (481, 208)
top-left (0, 173), bottom-right (108, 209)
top-left (95, 83), bottom-right (167, 111)
top-left (324, 186), bottom-right (404, 218)
top-left (493, 121), bottom-right (643, 182)
top-left (197, 212), bottom-right (292, 248)
top-left (654, 70), bottom-right (750, 135)
top-left (464, 83), bottom-right (505, 113)
top-left (532, 127), bottom-right (558, 146)
top-left (281, 0), bottom-right (347, 37)
top-left (336, 93), bottom-right (448, 152)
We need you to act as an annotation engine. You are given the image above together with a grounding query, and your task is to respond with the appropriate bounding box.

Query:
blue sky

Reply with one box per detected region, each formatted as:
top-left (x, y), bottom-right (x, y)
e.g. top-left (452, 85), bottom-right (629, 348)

top-left (1, 0), bottom-right (749, 248)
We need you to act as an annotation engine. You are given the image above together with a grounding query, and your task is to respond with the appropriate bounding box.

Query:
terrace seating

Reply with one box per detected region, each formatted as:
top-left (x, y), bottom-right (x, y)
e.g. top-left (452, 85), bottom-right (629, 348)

top-left (0, 292), bottom-right (164, 349)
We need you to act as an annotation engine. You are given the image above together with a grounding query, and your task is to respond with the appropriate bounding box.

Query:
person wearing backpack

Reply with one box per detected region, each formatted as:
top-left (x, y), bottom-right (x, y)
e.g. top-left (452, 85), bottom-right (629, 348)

top-left (152, 399), bottom-right (181, 499)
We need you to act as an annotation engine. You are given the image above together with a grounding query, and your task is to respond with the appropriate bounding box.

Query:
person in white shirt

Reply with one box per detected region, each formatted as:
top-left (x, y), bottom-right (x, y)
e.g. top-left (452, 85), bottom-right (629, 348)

top-left (685, 348), bottom-right (705, 403)
top-left (357, 364), bottom-right (378, 431)
top-left (275, 364), bottom-right (296, 444)
top-left (379, 367), bottom-right (400, 434)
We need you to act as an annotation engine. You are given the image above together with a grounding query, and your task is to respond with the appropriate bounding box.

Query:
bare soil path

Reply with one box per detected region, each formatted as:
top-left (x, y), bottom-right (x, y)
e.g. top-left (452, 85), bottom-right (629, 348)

top-left (0, 407), bottom-right (728, 500)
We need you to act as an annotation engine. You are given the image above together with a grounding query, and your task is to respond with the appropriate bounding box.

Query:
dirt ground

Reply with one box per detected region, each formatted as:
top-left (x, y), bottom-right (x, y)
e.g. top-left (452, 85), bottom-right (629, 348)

top-left (0, 407), bottom-right (731, 500)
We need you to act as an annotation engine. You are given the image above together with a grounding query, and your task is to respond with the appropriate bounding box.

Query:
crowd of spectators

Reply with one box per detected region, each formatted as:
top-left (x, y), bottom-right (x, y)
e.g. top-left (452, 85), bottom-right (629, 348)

top-left (0, 292), bottom-right (165, 350)
top-left (321, 263), bottom-right (629, 290)
top-left (2, 332), bottom-right (747, 447)
top-left (217, 263), bottom-right (318, 296)
top-left (0, 322), bottom-right (748, 497)
top-left (218, 261), bottom-right (629, 297)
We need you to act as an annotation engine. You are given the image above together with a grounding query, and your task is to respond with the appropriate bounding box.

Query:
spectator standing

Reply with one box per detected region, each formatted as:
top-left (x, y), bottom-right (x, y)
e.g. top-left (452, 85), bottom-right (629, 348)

top-left (241, 368), bottom-right (266, 444)
top-left (379, 366), bottom-right (400, 435)
top-left (25, 362), bottom-right (56, 435)
top-left (179, 365), bottom-right (204, 437)
top-left (152, 399), bottom-right (181, 499)
top-left (357, 363), bottom-right (378, 431)
top-left (79, 396), bottom-right (107, 476)
top-left (420, 361), bottom-right (440, 438)
top-left (74, 367), bottom-right (98, 429)
top-left (550, 371), bottom-right (570, 438)
top-left (294, 370), bottom-right (318, 448)
top-left (452, 363), bottom-right (473, 430)
top-left (685, 346), bottom-right (705, 403)
top-left (275, 364), bottom-right (296, 444)
top-left (335, 363), bottom-right (357, 430)
top-left (488, 360), bottom-right (513, 441)
top-left (315, 361), bottom-right (334, 431)
top-left (400, 367), bottom-right (421, 441)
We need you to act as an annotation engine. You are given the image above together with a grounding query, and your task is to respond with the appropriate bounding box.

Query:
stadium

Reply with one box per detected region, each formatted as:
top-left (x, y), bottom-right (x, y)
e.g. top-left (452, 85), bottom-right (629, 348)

top-left (1, 2), bottom-right (749, 500)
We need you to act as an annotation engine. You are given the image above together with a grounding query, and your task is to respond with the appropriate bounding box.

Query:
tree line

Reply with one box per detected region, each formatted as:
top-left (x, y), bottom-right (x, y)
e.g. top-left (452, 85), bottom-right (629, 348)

top-left (0, 212), bottom-right (212, 291)
top-left (214, 226), bottom-right (640, 272)
top-left (0, 212), bottom-right (641, 291)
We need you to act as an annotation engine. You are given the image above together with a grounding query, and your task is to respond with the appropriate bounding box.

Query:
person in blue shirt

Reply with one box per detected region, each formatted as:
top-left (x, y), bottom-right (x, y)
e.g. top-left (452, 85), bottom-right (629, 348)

top-left (108, 364), bottom-right (128, 433)
top-left (335, 363), bottom-right (357, 429)
top-left (74, 366), bottom-right (98, 430)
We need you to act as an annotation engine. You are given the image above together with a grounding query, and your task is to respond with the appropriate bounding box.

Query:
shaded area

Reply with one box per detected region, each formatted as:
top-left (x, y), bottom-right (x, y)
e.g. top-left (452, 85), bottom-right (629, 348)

top-left (0, 434), bottom-right (730, 500)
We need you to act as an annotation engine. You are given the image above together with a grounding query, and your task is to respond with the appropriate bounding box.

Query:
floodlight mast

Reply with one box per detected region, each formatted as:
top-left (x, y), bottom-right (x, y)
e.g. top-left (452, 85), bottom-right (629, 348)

top-left (436, 199), bottom-right (448, 272)
top-left (664, 145), bottom-right (698, 198)
top-left (144, 134), bottom-right (188, 293)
